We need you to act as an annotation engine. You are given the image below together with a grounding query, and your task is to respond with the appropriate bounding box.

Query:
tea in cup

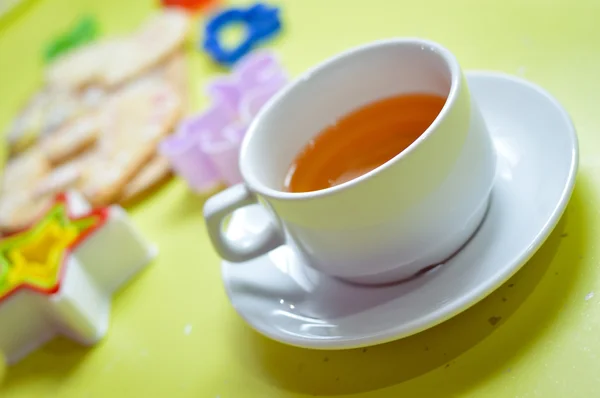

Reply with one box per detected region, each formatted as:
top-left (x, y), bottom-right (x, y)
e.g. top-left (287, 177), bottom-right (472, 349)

top-left (204, 38), bottom-right (496, 284)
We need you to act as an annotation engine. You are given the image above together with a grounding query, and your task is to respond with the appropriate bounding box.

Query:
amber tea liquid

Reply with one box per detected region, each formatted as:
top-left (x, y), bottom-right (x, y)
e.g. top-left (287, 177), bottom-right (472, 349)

top-left (284, 93), bottom-right (447, 193)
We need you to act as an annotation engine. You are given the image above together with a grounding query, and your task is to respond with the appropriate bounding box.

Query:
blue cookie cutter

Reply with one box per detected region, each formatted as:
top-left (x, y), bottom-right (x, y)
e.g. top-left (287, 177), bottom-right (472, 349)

top-left (202, 3), bottom-right (282, 66)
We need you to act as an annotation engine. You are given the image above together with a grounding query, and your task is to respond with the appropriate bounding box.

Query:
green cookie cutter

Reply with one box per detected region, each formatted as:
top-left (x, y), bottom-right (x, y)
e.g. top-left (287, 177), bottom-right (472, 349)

top-left (44, 16), bottom-right (98, 63)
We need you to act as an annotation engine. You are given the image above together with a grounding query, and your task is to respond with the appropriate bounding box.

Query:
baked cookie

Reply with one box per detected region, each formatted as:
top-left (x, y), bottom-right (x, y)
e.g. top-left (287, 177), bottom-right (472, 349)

top-left (162, 50), bottom-right (189, 111)
top-left (0, 191), bottom-right (54, 234)
top-left (45, 39), bottom-right (122, 90)
top-left (32, 149), bottom-right (102, 199)
top-left (40, 113), bottom-right (99, 165)
top-left (0, 149), bottom-right (53, 233)
top-left (80, 147), bottom-right (156, 207)
top-left (1, 149), bottom-right (50, 192)
top-left (132, 50), bottom-right (188, 105)
top-left (32, 161), bottom-right (80, 199)
top-left (101, 10), bottom-right (190, 87)
top-left (2, 10), bottom-right (190, 214)
top-left (80, 80), bottom-right (182, 206)
top-left (100, 79), bottom-right (182, 147)
top-left (120, 155), bottom-right (172, 205)
top-left (6, 90), bottom-right (51, 154)
top-left (6, 85), bottom-right (107, 156)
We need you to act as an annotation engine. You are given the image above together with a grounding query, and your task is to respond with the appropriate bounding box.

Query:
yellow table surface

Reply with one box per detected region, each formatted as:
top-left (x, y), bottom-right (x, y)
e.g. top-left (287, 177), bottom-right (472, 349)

top-left (0, 0), bottom-right (599, 396)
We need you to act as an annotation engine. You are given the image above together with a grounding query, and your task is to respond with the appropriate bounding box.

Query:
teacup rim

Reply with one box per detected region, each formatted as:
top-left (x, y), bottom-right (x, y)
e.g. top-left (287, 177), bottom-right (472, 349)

top-left (240, 37), bottom-right (462, 201)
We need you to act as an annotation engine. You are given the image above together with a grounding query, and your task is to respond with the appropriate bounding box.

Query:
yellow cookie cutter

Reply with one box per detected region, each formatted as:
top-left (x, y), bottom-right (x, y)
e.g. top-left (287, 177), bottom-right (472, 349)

top-left (0, 199), bottom-right (100, 301)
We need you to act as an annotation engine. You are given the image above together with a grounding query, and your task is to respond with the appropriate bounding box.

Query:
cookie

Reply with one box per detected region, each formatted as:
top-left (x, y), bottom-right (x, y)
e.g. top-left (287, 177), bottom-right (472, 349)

top-left (0, 191), bottom-right (54, 234)
top-left (4, 11), bottom-right (190, 212)
top-left (80, 146), bottom-right (156, 207)
top-left (80, 80), bottom-right (182, 206)
top-left (45, 39), bottom-right (122, 90)
top-left (120, 155), bottom-right (172, 205)
top-left (162, 50), bottom-right (189, 110)
top-left (33, 148), bottom-right (102, 199)
top-left (80, 85), bottom-right (107, 109)
top-left (0, 149), bottom-right (53, 233)
top-left (101, 10), bottom-right (190, 87)
top-left (8, 88), bottom-right (97, 156)
top-left (134, 50), bottom-right (189, 114)
top-left (100, 79), bottom-right (181, 148)
top-left (6, 90), bottom-right (51, 154)
top-left (32, 162), bottom-right (81, 199)
top-left (1, 149), bottom-right (50, 192)
top-left (40, 113), bottom-right (99, 165)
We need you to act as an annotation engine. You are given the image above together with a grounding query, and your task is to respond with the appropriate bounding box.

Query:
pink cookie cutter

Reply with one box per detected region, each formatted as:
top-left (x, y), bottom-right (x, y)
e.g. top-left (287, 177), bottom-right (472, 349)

top-left (160, 51), bottom-right (288, 192)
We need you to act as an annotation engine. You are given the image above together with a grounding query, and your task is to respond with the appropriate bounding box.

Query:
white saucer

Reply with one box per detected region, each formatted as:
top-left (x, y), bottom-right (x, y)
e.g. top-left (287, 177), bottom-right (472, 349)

top-left (221, 71), bottom-right (578, 350)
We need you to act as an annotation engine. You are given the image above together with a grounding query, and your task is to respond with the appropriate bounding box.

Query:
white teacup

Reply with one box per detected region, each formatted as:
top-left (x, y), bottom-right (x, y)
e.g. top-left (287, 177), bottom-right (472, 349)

top-left (204, 38), bottom-right (496, 284)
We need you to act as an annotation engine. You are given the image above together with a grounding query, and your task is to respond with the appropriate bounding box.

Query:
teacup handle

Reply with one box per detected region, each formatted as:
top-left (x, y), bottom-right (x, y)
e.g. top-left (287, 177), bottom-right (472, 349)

top-left (204, 184), bottom-right (285, 262)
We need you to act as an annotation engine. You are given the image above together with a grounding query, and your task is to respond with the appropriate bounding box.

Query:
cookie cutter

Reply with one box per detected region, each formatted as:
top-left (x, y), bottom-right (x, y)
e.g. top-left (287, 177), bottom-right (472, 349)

top-left (202, 3), bottom-right (282, 66)
top-left (208, 49), bottom-right (288, 116)
top-left (159, 51), bottom-right (287, 192)
top-left (0, 191), bottom-right (156, 365)
top-left (161, 0), bottom-right (214, 11)
top-left (44, 16), bottom-right (98, 63)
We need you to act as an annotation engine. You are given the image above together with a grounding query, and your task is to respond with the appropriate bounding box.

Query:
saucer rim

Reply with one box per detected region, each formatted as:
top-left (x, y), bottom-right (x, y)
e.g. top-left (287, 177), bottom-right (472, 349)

top-left (221, 70), bottom-right (579, 349)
